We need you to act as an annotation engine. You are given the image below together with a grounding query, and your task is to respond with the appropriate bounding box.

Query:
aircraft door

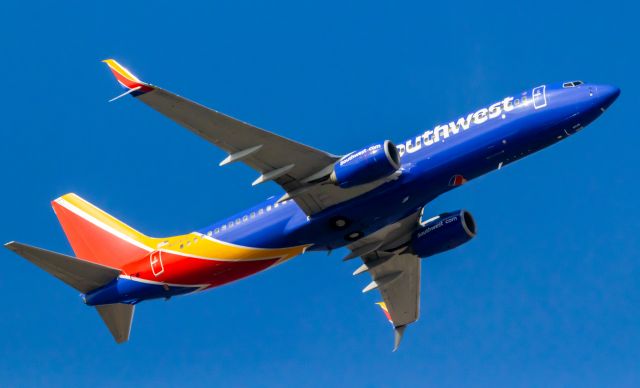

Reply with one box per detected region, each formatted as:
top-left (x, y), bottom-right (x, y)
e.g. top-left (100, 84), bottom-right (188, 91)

top-left (150, 250), bottom-right (165, 277)
top-left (532, 85), bottom-right (547, 110)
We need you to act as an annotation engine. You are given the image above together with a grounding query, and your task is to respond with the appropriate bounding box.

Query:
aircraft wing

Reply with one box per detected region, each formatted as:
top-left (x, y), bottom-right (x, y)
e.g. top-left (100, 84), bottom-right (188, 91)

top-left (361, 251), bottom-right (421, 351)
top-left (344, 211), bottom-right (423, 351)
top-left (103, 59), bottom-right (386, 215)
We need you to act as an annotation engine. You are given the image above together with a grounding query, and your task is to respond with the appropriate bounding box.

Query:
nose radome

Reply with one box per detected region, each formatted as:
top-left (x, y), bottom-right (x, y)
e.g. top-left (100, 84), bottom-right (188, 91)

top-left (596, 84), bottom-right (621, 109)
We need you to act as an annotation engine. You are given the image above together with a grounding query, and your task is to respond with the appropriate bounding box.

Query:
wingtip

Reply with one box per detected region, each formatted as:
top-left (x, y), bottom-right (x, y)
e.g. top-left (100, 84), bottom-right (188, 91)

top-left (392, 325), bottom-right (406, 352)
top-left (101, 59), bottom-right (124, 71)
top-left (101, 59), bottom-right (151, 93)
top-left (101, 58), bottom-right (127, 67)
top-left (4, 241), bottom-right (26, 254)
top-left (114, 336), bottom-right (129, 344)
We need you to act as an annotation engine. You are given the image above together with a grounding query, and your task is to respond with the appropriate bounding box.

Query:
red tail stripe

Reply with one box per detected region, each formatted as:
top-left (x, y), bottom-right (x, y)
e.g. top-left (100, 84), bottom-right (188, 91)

top-left (52, 201), bottom-right (149, 268)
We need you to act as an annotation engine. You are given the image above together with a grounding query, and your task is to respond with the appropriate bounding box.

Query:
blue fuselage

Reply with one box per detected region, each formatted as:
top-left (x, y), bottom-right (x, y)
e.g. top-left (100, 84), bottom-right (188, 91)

top-left (197, 82), bottom-right (620, 251)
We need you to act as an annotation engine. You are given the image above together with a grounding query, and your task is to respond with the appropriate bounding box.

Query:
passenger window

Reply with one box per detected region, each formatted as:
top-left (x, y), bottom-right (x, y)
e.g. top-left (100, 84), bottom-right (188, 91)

top-left (258, 209), bottom-right (264, 215)
top-left (250, 212), bottom-right (256, 218)
top-left (267, 206), bottom-right (272, 212)
top-left (221, 225), bottom-right (227, 231)
top-left (243, 215), bottom-right (248, 222)
top-left (214, 228), bottom-right (220, 234)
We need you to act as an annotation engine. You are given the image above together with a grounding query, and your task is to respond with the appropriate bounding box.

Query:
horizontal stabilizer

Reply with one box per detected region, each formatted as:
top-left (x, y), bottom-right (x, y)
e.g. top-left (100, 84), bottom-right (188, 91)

top-left (5, 241), bottom-right (121, 293)
top-left (96, 303), bottom-right (135, 343)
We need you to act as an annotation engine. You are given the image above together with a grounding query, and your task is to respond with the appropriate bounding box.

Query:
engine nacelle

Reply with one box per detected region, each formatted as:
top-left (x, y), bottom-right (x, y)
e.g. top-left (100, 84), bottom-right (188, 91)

top-left (412, 210), bottom-right (477, 258)
top-left (330, 141), bottom-right (401, 188)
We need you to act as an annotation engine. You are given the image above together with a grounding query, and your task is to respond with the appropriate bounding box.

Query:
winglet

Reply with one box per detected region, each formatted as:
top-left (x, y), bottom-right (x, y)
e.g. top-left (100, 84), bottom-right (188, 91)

top-left (102, 59), bottom-right (153, 97)
top-left (376, 302), bottom-right (406, 352)
top-left (393, 325), bottom-right (406, 352)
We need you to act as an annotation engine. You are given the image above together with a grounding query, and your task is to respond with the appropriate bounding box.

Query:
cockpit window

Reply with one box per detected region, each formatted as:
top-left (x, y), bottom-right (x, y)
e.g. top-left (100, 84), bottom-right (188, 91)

top-left (563, 80), bottom-right (584, 88)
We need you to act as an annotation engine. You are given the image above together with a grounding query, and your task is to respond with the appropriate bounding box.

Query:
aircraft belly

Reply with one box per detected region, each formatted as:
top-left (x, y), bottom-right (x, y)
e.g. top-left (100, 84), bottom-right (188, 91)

top-left (123, 250), bottom-right (284, 287)
top-left (86, 254), bottom-right (288, 305)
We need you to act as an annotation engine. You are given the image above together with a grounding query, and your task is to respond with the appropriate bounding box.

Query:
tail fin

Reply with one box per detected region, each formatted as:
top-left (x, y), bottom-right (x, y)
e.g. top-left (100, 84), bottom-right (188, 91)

top-left (52, 193), bottom-right (155, 269)
top-left (6, 194), bottom-right (147, 344)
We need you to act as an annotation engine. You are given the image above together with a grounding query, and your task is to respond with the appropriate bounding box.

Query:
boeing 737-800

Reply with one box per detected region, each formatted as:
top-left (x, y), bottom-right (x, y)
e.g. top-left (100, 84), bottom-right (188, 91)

top-left (5, 60), bottom-right (620, 350)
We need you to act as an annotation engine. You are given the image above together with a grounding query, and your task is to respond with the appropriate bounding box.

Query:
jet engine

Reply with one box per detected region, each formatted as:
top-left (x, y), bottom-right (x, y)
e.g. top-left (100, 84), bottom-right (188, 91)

top-left (412, 210), bottom-right (476, 258)
top-left (330, 140), bottom-right (401, 188)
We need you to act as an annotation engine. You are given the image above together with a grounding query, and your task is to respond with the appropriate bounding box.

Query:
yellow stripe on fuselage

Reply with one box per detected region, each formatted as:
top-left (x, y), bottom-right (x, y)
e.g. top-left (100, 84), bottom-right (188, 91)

top-left (58, 193), bottom-right (309, 262)
top-left (159, 233), bottom-right (308, 262)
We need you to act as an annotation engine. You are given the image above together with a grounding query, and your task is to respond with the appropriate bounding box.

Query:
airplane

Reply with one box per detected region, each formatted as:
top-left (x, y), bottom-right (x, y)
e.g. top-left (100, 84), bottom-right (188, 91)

top-left (5, 60), bottom-right (620, 350)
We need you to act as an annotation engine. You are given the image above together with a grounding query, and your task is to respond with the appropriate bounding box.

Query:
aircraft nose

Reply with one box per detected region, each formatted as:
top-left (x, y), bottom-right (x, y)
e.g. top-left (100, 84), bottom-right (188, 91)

top-left (595, 84), bottom-right (620, 109)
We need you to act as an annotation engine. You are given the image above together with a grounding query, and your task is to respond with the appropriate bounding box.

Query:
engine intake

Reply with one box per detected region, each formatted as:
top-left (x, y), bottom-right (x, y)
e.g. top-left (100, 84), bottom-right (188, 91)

top-left (330, 140), bottom-right (401, 188)
top-left (412, 210), bottom-right (476, 258)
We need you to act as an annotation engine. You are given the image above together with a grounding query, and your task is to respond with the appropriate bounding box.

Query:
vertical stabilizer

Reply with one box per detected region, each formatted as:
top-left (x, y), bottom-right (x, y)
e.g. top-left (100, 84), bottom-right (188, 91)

top-left (96, 304), bottom-right (135, 344)
top-left (51, 193), bottom-right (156, 268)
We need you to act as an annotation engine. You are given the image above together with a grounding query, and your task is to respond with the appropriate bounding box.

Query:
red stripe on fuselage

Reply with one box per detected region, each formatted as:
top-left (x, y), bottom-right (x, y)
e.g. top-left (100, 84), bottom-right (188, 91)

top-left (122, 250), bottom-right (280, 288)
top-left (52, 200), bottom-right (282, 289)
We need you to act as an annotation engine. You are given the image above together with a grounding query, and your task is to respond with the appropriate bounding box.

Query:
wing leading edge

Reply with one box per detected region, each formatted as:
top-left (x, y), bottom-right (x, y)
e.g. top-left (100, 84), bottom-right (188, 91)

top-left (363, 251), bottom-right (421, 351)
top-left (103, 59), bottom-right (396, 215)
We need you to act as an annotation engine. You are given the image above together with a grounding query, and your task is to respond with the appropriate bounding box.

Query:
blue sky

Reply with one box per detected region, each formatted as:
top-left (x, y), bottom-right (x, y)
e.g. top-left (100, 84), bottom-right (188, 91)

top-left (1, 0), bottom-right (638, 386)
